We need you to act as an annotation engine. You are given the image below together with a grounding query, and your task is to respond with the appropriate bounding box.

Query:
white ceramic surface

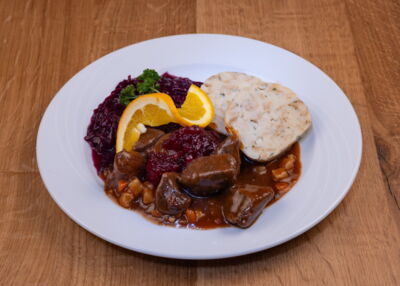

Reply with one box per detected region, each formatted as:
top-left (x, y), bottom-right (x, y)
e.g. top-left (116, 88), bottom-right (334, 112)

top-left (36, 34), bottom-right (362, 260)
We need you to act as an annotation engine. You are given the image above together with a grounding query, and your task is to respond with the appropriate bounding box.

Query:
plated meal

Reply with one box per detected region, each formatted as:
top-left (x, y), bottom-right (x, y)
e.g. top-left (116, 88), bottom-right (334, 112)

top-left (37, 34), bottom-right (361, 258)
top-left (85, 69), bottom-right (311, 229)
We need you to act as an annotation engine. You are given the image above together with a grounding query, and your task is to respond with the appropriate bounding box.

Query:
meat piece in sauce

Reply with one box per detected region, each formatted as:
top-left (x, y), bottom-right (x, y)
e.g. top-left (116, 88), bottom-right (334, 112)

top-left (179, 154), bottom-right (238, 196)
top-left (214, 136), bottom-right (241, 175)
top-left (133, 128), bottom-right (165, 153)
top-left (114, 150), bottom-right (146, 176)
top-left (223, 184), bottom-right (274, 228)
top-left (156, 172), bottom-right (191, 215)
top-left (148, 134), bottom-right (172, 154)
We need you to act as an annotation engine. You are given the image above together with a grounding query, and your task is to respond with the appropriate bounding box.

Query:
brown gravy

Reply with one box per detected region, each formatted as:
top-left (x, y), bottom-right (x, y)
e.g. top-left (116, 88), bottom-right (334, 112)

top-left (104, 143), bottom-right (301, 229)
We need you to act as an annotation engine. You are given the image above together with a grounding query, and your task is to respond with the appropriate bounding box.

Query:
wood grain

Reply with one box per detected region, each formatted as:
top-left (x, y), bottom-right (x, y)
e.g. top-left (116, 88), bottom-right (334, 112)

top-left (0, 0), bottom-right (399, 285)
top-left (345, 0), bottom-right (400, 211)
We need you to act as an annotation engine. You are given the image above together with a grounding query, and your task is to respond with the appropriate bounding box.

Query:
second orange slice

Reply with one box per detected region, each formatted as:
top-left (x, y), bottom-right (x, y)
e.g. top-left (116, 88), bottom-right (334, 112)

top-left (176, 85), bottom-right (214, 127)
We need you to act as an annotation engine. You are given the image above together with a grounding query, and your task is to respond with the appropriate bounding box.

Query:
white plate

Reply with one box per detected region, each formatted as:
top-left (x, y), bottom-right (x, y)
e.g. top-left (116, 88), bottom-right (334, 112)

top-left (36, 34), bottom-right (362, 260)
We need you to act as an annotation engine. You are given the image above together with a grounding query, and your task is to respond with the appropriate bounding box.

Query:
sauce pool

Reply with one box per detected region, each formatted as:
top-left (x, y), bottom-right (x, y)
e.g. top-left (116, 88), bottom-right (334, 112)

top-left (105, 142), bottom-right (301, 229)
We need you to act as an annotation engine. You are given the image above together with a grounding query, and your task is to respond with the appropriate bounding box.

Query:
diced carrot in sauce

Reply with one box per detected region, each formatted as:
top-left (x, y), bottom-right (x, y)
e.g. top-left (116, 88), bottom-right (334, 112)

top-left (280, 154), bottom-right (296, 170)
top-left (275, 182), bottom-right (290, 193)
top-left (118, 192), bottom-right (134, 208)
top-left (186, 209), bottom-right (197, 223)
top-left (272, 168), bottom-right (289, 180)
top-left (128, 178), bottom-right (143, 197)
top-left (142, 188), bottom-right (154, 205)
top-left (117, 180), bottom-right (128, 192)
top-left (195, 210), bottom-right (205, 221)
top-left (143, 181), bottom-right (154, 191)
top-left (253, 166), bottom-right (267, 175)
top-left (151, 209), bottom-right (161, 218)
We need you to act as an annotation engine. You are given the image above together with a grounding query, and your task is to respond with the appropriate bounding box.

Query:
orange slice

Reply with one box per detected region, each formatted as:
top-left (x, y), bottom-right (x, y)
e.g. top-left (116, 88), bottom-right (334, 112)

top-left (116, 93), bottom-right (180, 152)
top-left (176, 85), bottom-right (214, 127)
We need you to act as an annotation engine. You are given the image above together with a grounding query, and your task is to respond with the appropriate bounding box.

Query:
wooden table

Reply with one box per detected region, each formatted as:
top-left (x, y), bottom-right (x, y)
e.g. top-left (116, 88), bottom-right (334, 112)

top-left (1, 0), bottom-right (399, 285)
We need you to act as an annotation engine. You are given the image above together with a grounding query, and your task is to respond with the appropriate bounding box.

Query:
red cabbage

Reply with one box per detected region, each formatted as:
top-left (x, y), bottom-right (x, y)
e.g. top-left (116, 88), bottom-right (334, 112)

top-left (84, 72), bottom-right (202, 175)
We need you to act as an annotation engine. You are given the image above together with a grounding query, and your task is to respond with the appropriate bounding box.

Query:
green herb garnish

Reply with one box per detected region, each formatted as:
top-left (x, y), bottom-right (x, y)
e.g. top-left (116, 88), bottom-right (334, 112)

top-left (119, 69), bottom-right (161, 105)
top-left (136, 69), bottom-right (161, 94)
top-left (119, 84), bottom-right (137, 105)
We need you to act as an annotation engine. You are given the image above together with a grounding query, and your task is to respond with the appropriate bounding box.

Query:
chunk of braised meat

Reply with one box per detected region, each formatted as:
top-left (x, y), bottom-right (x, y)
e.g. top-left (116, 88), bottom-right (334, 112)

top-left (153, 122), bottom-right (181, 134)
top-left (214, 136), bottom-right (241, 176)
top-left (223, 184), bottom-right (274, 228)
top-left (133, 128), bottom-right (165, 152)
top-left (114, 150), bottom-right (145, 176)
top-left (156, 172), bottom-right (191, 215)
top-left (148, 134), bottom-right (172, 154)
top-left (179, 154), bottom-right (238, 196)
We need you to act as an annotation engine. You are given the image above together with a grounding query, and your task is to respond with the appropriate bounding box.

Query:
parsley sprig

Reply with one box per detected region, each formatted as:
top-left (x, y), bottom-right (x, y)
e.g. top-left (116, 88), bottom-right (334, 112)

top-left (137, 69), bottom-right (161, 94)
top-left (119, 84), bottom-right (136, 105)
top-left (119, 69), bottom-right (161, 105)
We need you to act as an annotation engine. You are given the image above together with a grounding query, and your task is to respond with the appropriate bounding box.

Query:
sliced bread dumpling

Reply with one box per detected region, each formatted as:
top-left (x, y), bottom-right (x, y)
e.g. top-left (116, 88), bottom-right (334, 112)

top-left (225, 83), bottom-right (311, 162)
top-left (201, 72), bottom-right (266, 134)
